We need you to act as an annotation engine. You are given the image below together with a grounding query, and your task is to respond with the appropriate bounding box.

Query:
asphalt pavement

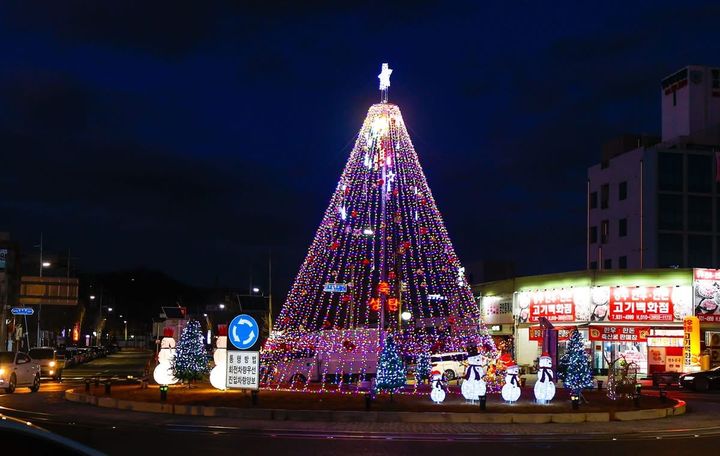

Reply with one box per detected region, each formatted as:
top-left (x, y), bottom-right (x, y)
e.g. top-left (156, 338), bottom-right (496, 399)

top-left (1, 350), bottom-right (719, 455)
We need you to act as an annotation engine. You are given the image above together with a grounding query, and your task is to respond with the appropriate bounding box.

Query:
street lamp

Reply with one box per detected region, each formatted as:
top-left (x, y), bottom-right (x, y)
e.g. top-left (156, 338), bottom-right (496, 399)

top-left (219, 303), bottom-right (225, 310)
top-left (401, 311), bottom-right (412, 321)
top-left (42, 261), bottom-right (51, 268)
top-left (123, 321), bottom-right (128, 341)
top-left (252, 287), bottom-right (260, 294)
top-left (90, 295), bottom-right (96, 301)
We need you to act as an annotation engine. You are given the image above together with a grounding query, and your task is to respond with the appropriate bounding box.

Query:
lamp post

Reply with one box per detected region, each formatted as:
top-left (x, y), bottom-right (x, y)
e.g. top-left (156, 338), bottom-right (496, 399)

top-left (124, 320), bottom-right (128, 341)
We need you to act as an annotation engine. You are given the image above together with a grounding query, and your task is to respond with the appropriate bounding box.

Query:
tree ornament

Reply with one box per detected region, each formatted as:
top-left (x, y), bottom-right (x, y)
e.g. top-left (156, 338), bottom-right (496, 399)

top-left (351, 209), bottom-right (358, 217)
top-left (419, 227), bottom-right (428, 235)
top-left (362, 258), bottom-right (371, 266)
top-left (388, 271), bottom-right (397, 280)
top-left (341, 294), bottom-right (352, 303)
top-left (330, 241), bottom-right (340, 251)
top-left (342, 339), bottom-right (356, 352)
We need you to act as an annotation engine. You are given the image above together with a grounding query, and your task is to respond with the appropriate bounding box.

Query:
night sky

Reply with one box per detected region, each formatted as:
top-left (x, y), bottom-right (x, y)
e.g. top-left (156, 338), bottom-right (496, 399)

top-left (2, 1), bottom-right (720, 297)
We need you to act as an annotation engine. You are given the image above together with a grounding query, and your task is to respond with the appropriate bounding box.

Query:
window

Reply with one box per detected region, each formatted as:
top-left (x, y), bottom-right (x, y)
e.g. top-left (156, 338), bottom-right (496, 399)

top-left (688, 235), bottom-right (712, 267)
top-left (687, 154), bottom-right (713, 193)
top-left (603, 258), bottom-right (612, 270)
top-left (619, 218), bottom-right (628, 237)
top-left (619, 256), bottom-right (627, 269)
top-left (688, 196), bottom-right (712, 231)
top-left (658, 233), bottom-right (684, 267)
top-left (658, 153), bottom-right (683, 192)
top-left (601, 184), bottom-right (609, 209)
top-left (590, 261), bottom-right (598, 270)
top-left (658, 194), bottom-right (684, 230)
top-left (619, 181), bottom-right (627, 201)
top-left (590, 192), bottom-right (598, 209)
top-left (601, 220), bottom-right (609, 243)
top-left (589, 226), bottom-right (598, 244)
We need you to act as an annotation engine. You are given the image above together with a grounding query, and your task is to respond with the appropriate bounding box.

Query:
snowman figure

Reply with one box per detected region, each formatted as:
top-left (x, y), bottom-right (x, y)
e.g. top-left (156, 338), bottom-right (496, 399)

top-left (501, 360), bottom-right (521, 403)
top-left (210, 325), bottom-right (228, 390)
top-left (534, 352), bottom-right (556, 404)
top-left (461, 353), bottom-right (487, 402)
top-left (153, 328), bottom-right (178, 385)
top-left (430, 370), bottom-right (446, 404)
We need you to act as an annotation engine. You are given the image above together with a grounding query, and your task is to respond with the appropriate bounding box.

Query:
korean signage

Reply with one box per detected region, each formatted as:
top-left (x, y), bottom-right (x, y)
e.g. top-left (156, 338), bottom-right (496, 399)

top-left (528, 326), bottom-right (574, 342)
top-left (588, 325), bottom-right (649, 342)
top-left (323, 283), bottom-right (348, 293)
top-left (607, 286), bottom-right (675, 322)
top-left (693, 268), bottom-right (720, 322)
top-left (516, 288), bottom-right (582, 323)
top-left (683, 316), bottom-right (700, 371)
top-left (480, 296), bottom-right (513, 325)
top-left (226, 350), bottom-right (259, 390)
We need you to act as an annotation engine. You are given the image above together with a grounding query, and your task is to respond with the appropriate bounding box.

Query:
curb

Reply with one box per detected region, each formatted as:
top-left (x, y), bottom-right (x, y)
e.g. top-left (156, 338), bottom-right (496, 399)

top-left (64, 389), bottom-right (685, 424)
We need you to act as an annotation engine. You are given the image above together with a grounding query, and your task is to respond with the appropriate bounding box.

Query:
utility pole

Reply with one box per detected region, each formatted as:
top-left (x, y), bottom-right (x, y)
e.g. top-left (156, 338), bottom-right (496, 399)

top-left (36, 232), bottom-right (43, 347)
top-left (268, 248), bottom-right (273, 333)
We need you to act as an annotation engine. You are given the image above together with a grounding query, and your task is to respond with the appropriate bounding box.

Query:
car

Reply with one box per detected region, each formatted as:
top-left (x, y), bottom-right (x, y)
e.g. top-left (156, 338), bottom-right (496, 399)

top-left (28, 347), bottom-right (64, 380)
top-left (430, 352), bottom-right (468, 381)
top-left (0, 352), bottom-right (41, 393)
top-left (679, 366), bottom-right (720, 391)
top-left (0, 413), bottom-right (103, 455)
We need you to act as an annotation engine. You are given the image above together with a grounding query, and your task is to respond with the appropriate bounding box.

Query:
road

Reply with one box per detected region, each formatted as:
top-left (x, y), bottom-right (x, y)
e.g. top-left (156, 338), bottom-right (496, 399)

top-left (1, 351), bottom-right (719, 455)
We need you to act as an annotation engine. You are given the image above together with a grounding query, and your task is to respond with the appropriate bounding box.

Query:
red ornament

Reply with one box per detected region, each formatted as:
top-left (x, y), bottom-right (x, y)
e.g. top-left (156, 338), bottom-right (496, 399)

top-left (393, 189), bottom-right (399, 196)
top-left (388, 271), bottom-right (397, 280)
top-left (377, 178), bottom-right (384, 186)
top-left (419, 227), bottom-right (428, 235)
top-left (403, 241), bottom-right (411, 248)
top-left (342, 339), bottom-right (356, 352)
top-left (344, 186), bottom-right (350, 195)
top-left (341, 294), bottom-right (351, 303)
top-left (322, 320), bottom-right (332, 329)
top-left (330, 241), bottom-right (340, 250)
top-left (351, 210), bottom-right (358, 217)
top-left (362, 258), bottom-right (371, 266)
top-left (448, 316), bottom-right (456, 326)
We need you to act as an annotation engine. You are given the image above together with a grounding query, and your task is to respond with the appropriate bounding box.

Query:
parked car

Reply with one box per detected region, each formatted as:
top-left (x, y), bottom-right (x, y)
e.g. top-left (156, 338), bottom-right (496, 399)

top-left (430, 352), bottom-right (468, 381)
top-left (0, 351), bottom-right (41, 393)
top-left (56, 349), bottom-right (77, 368)
top-left (28, 347), bottom-right (64, 380)
top-left (679, 366), bottom-right (720, 391)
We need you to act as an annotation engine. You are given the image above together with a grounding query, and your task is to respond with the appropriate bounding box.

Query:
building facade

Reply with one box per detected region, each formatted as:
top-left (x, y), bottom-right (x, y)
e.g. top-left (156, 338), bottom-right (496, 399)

top-left (473, 268), bottom-right (720, 375)
top-left (588, 65), bottom-right (720, 270)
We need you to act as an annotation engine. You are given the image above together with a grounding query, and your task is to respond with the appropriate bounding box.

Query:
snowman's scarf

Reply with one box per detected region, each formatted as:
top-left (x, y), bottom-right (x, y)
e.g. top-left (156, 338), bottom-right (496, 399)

top-left (432, 378), bottom-right (445, 390)
top-left (539, 366), bottom-right (554, 383)
top-left (464, 365), bottom-right (484, 381)
top-left (508, 373), bottom-right (519, 387)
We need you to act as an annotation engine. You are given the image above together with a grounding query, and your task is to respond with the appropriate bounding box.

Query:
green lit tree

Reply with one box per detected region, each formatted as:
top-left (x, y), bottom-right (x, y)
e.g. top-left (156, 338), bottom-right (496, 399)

top-left (376, 334), bottom-right (406, 392)
top-left (172, 320), bottom-right (209, 384)
top-left (415, 352), bottom-right (431, 384)
top-left (558, 328), bottom-right (594, 394)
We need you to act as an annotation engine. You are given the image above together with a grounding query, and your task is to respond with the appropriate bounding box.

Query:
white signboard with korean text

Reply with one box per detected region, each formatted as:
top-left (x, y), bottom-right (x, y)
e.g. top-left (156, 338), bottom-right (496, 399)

top-left (226, 350), bottom-right (259, 390)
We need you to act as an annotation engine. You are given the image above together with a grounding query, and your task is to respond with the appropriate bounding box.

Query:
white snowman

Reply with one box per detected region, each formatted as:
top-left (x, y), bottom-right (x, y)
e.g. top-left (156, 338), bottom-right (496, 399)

top-left (501, 360), bottom-right (521, 403)
top-left (534, 352), bottom-right (556, 404)
top-left (430, 370), bottom-right (446, 403)
top-left (153, 328), bottom-right (178, 385)
top-left (210, 325), bottom-right (228, 390)
top-left (461, 353), bottom-right (487, 402)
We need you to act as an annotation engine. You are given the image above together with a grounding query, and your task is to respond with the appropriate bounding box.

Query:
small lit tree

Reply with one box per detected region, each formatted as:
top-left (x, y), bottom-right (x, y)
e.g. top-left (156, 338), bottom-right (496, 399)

top-left (376, 334), bottom-right (406, 393)
top-left (172, 320), bottom-right (209, 385)
top-left (558, 328), bottom-right (594, 395)
top-left (415, 352), bottom-right (431, 384)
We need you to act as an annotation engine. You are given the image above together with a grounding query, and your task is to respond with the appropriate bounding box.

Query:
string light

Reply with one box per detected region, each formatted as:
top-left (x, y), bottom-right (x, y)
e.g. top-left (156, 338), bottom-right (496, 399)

top-left (172, 320), bottom-right (209, 383)
top-left (261, 100), bottom-right (496, 393)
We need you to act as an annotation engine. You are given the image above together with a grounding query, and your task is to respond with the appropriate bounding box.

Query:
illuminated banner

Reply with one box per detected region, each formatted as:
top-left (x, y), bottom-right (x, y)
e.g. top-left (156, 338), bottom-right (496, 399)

top-left (608, 286), bottom-right (675, 322)
top-left (528, 326), bottom-right (574, 341)
top-left (693, 268), bottom-right (720, 322)
top-left (683, 316), bottom-right (700, 371)
top-left (516, 288), bottom-right (583, 323)
top-left (588, 326), bottom-right (649, 342)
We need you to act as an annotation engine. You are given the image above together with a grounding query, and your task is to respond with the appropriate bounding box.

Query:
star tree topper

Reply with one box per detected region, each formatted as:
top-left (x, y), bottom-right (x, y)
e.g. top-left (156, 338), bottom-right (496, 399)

top-left (378, 63), bottom-right (393, 102)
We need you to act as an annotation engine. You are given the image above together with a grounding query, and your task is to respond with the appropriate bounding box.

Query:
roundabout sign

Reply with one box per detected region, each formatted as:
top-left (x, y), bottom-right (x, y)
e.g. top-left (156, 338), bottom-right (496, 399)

top-left (228, 314), bottom-right (259, 350)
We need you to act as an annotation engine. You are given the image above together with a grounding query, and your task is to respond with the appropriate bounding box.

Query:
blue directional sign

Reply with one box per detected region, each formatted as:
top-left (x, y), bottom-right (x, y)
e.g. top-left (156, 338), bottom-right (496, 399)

top-left (323, 283), bottom-right (348, 293)
top-left (228, 314), bottom-right (259, 350)
top-left (11, 307), bottom-right (34, 316)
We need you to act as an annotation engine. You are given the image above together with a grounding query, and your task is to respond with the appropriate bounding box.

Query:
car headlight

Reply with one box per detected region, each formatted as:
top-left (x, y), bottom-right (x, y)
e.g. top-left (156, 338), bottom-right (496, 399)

top-left (49, 361), bottom-right (56, 367)
top-left (683, 376), bottom-right (694, 381)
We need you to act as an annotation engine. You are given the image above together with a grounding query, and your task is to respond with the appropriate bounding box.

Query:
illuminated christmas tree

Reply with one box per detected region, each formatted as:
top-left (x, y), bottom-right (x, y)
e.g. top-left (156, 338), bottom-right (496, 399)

top-left (172, 320), bottom-right (209, 384)
top-left (376, 334), bottom-right (406, 391)
top-left (558, 329), bottom-right (594, 394)
top-left (263, 64), bottom-right (495, 385)
top-left (415, 352), bottom-right (432, 384)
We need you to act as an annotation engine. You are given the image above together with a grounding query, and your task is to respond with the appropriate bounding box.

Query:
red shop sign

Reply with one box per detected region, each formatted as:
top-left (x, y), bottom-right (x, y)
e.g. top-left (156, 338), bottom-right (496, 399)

top-left (608, 286), bottom-right (674, 322)
top-left (528, 325), bottom-right (574, 342)
top-left (520, 289), bottom-right (577, 323)
top-left (589, 326), bottom-right (649, 342)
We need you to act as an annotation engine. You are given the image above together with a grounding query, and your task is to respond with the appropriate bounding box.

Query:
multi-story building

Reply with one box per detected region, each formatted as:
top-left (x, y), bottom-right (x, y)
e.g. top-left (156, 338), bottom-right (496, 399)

top-left (588, 65), bottom-right (720, 270)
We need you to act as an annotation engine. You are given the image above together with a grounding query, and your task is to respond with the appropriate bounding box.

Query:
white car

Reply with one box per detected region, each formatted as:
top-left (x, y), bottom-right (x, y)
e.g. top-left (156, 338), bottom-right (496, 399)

top-left (0, 352), bottom-right (41, 394)
top-left (431, 352), bottom-right (468, 381)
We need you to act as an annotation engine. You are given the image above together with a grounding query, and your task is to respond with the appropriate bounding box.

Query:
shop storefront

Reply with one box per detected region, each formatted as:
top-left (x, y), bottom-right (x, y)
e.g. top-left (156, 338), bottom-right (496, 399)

top-left (508, 274), bottom-right (693, 376)
top-left (478, 295), bottom-right (514, 354)
top-left (693, 268), bottom-right (720, 368)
